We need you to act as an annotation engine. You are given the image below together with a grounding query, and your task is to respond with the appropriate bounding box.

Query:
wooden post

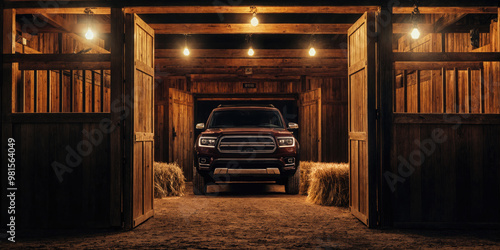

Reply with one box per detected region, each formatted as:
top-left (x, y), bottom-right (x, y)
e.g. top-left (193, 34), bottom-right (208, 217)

top-left (34, 70), bottom-right (38, 112)
top-left (454, 68), bottom-right (459, 113)
top-left (480, 67), bottom-right (485, 113)
top-left (110, 7), bottom-right (124, 228)
top-left (416, 70), bottom-right (421, 113)
top-left (1, 8), bottom-right (16, 228)
top-left (47, 70), bottom-right (51, 113)
top-left (100, 70), bottom-right (104, 112)
top-left (59, 70), bottom-right (63, 112)
top-left (19, 70), bottom-right (25, 112)
top-left (69, 70), bottom-right (73, 112)
top-left (403, 70), bottom-right (407, 112)
top-left (467, 68), bottom-right (472, 113)
top-left (377, 4), bottom-right (394, 227)
top-left (82, 70), bottom-right (86, 112)
top-left (442, 67), bottom-right (447, 113)
top-left (92, 71), bottom-right (95, 112)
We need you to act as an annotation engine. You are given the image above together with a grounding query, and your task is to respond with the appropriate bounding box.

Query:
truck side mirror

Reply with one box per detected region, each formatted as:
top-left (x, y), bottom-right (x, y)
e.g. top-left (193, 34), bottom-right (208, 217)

top-left (288, 122), bottom-right (299, 129)
top-left (196, 123), bottom-right (205, 130)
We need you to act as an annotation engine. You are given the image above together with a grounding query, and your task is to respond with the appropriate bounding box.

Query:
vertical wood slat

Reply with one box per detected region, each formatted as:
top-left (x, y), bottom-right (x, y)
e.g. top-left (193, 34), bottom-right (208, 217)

top-left (34, 70), bottom-right (38, 112)
top-left (82, 70), bottom-right (86, 112)
top-left (69, 70), bottom-right (73, 112)
top-left (454, 68), bottom-right (459, 113)
top-left (467, 68), bottom-right (472, 113)
top-left (47, 70), bottom-right (51, 113)
top-left (416, 69), bottom-right (421, 113)
top-left (480, 67), bottom-right (485, 113)
top-left (92, 71), bottom-right (95, 112)
top-left (59, 70), bottom-right (63, 112)
top-left (100, 70), bottom-right (104, 112)
top-left (20, 70), bottom-right (25, 112)
top-left (403, 70), bottom-right (407, 113)
top-left (442, 67), bottom-right (447, 113)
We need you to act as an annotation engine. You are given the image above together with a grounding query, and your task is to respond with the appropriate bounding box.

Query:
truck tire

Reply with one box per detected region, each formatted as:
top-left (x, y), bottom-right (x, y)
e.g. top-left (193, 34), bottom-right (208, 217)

top-left (193, 167), bottom-right (207, 195)
top-left (285, 167), bottom-right (300, 194)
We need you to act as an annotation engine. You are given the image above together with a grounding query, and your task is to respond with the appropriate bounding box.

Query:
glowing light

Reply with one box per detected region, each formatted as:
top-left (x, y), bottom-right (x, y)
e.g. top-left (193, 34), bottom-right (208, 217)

top-left (411, 27), bottom-right (420, 40)
top-left (183, 47), bottom-right (190, 56)
top-left (85, 27), bottom-right (94, 40)
top-left (248, 47), bottom-right (255, 56)
top-left (309, 47), bottom-right (316, 56)
top-left (250, 14), bottom-right (259, 27)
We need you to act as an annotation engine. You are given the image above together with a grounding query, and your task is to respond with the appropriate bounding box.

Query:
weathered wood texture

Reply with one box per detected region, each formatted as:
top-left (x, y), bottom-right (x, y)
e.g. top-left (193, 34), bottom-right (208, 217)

top-left (124, 13), bottom-right (155, 229)
top-left (14, 31), bottom-right (110, 113)
top-left (305, 77), bottom-right (348, 163)
top-left (299, 88), bottom-right (322, 162)
top-left (13, 116), bottom-right (113, 228)
top-left (168, 88), bottom-right (194, 181)
top-left (347, 12), bottom-right (377, 227)
top-left (394, 22), bottom-right (499, 114)
top-left (390, 121), bottom-right (500, 226)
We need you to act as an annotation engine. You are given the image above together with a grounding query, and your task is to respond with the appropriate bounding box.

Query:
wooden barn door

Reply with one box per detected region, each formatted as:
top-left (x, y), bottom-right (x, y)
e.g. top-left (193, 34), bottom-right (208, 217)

top-left (348, 12), bottom-right (377, 227)
top-left (124, 14), bottom-right (155, 229)
top-left (168, 88), bottom-right (194, 181)
top-left (298, 88), bottom-right (322, 161)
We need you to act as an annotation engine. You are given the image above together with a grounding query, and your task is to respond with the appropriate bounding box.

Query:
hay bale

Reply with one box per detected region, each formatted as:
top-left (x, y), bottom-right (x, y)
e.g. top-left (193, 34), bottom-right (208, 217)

top-left (154, 162), bottom-right (185, 198)
top-left (306, 163), bottom-right (349, 206)
top-left (299, 161), bottom-right (318, 195)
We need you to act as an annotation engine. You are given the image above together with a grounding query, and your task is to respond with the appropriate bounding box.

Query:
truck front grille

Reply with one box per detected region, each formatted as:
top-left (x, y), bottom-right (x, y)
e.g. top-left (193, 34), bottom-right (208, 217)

top-left (218, 136), bottom-right (276, 153)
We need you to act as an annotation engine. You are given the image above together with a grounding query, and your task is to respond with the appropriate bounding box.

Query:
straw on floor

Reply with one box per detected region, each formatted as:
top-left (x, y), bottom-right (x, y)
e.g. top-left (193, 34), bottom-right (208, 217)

top-left (154, 162), bottom-right (185, 198)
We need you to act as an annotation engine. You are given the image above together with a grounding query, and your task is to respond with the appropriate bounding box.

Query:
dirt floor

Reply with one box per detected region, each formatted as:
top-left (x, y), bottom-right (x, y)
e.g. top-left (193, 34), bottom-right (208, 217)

top-left (3, 183), bottom-right (500, 249)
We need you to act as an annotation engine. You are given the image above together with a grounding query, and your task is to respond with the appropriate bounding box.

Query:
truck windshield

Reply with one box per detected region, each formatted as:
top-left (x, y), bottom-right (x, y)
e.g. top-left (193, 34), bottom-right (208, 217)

top-left (208, 110), bottom-right (284, 128)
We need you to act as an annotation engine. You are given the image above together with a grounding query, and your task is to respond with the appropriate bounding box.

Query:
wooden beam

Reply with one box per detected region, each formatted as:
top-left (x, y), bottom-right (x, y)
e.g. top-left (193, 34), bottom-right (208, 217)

top-left (480, 67), bottom-right (485, 113)
top-left (394, 52), bottom-right (500, 62)
top-left (155, 58), bottom-right (346, 67)
top-left (394, 61), bottom-right (482, 70)
top-left (467, 68), bottom-right (472, 113)
top-left (150, 23), bottom-right (351, 34)
top-left (17, 7), bottom-right (111, 15)
top-left (155, 67), bottom-right (347, 76)
top-left (188, 74), bottom-right (301, 82)
top-left (156, 49), bottom-right (347, 58)
top-left (393, 114), bottom-right (500, 125)
top-left (434, 13), bottom-right (468, 33)
top-left (4, 54), bottom-right (111, 63)
top-left (18, 62), bottom-right (111, 70)
top-left (123, 6), bottom-right (380, 14)
top-left (393, 7), bottom-right (498, 14)
top-left (454, 68), bottom-right (459, 113)
top-left (442, 68), bottom-right (447, 113)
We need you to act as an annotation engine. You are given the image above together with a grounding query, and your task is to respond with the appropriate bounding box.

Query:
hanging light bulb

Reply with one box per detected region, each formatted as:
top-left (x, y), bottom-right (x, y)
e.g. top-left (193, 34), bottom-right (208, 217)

top-left (411, 26), bottom-right (421, 39)
top-left (410, 2), bottom-right (421, 40)
top-left (248, 47), bottom-right (255, 56)
top-left (85, 27), bottom-right (94, 40)
top-left (251, 13), bottom-right (259, 27)
top-left (309, 47), bottom-right (316, 56)
top-left (183, 34), bottom-right (190, 56)
top-left (308, 34), bottom-right (317, 56)
top-left (84, 8), bottom-right (95, 40)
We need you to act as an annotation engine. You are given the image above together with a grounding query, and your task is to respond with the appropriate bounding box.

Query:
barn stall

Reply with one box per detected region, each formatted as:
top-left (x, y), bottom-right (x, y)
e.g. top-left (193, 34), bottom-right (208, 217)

top-left (0, 1), bottom-right (499, 231)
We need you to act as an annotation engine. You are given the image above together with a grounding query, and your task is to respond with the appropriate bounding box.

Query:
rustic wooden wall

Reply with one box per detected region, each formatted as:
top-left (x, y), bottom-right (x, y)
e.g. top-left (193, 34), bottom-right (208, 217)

top-left (14, 32), bottom-right (111, 113)
top-left (395, 21), bottom-right (499, 114)
top-left (390, 20), bottom-right (500, 226)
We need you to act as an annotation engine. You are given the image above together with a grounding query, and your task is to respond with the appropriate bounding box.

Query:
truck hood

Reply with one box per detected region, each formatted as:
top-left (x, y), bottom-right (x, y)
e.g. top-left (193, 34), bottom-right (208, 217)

top-left (201, 127), bottom-right (294, 137)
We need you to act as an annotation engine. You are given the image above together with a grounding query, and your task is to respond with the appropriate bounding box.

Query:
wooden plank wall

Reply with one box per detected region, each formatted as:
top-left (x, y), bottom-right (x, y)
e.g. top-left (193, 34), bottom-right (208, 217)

top-left (390, 121), bottom-right (500, 226)
top-left (15, 32), bottom-right (111, 113)
top-left (395, 22), bottom-right (499, 114)
top-left (305, 77), bottom-right (348, 162)
top-left (13, 116), bottom-right (113, 228)
top-left (390, 19), bottom-right (500, 226)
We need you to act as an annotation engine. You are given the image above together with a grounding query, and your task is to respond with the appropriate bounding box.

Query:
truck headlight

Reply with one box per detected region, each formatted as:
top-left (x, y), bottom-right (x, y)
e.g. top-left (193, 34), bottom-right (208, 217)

top-left (199, 137), bottom-right (217, 147)
top-left (277, 137), bottom-right (295, 147)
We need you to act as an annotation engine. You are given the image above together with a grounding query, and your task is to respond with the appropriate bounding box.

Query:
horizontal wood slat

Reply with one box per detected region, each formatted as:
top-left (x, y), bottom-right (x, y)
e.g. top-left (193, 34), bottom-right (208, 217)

top-left (8, 113), bottom-right (110, 123)
top-left (124, 6), bottom-right (380, 14)
top-left (349, 132), bottom-right (367, 141)
top-left (394, 52), bottom-right (500, 62)
top-left (393, 114), bottom-right (500, 124)
top-left (394, 62), bottom-right (483, 70)
top-left (135, 132), bottom-right (155, 142)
